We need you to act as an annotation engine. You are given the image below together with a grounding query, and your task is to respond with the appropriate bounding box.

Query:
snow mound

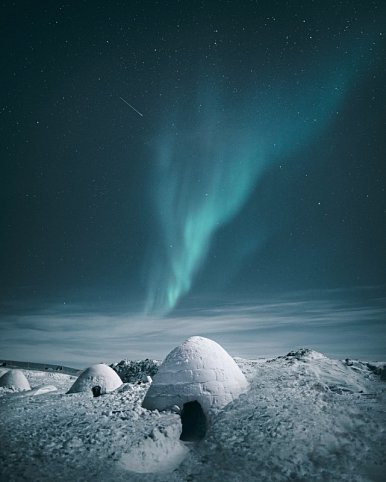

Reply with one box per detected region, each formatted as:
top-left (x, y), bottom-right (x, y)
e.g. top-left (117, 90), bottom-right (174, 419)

top-left (0, 369), bottom-right (31, 391)
top-left (111, 358), bottom-right (160, 383)
top-left (119, 420), bottom-right (189, 474)
top-left (31, 385), bottom-right (58, 396)
top-left (67, 363), bottom-right (122, 394)
top-left (8, 385), bottom-right (58, 399)
top-left (142, 336), bottom-right (248, 414)
top-left (270, 348), bottom-right (378, 394)
top-left (175, 351), bottom-right (386, 481)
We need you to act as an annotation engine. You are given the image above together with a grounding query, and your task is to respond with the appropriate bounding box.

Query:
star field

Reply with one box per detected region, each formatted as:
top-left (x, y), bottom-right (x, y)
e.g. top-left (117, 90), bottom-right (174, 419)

top-left (1, 1), bottom-right (385, 323)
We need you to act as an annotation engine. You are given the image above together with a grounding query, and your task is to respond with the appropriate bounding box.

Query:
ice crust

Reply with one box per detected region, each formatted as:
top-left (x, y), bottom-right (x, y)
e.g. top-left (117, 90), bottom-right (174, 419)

top-left (142, 336), bottom-right (249, 414)
top-left (67, 363), bottom-right (123, 394)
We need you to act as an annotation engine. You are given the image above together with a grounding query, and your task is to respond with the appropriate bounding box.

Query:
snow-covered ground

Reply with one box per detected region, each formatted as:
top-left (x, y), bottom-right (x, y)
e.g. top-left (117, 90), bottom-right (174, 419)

top-left (0, 349), bottom-right (385, 481)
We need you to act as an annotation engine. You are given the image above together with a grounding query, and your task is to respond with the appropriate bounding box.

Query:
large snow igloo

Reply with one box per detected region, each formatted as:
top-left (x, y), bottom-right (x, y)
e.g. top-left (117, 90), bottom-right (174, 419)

top-left (142, 336), bottom-right (248, 440)
top-left (67, 363), bottom-right (122, 396)
top-left (0, 369), bottom-right (31, 391)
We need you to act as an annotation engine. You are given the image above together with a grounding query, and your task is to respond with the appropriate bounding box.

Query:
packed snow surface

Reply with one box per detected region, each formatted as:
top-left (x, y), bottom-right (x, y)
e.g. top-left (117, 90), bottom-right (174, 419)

top-left (67, 363), bottom-right (123, 394)
top-left (0, 369), bottom-right (31, 391)
top-left (0, 348), bottom-right (385, 481)
top-left (143, 336), bottom-right (249, 414)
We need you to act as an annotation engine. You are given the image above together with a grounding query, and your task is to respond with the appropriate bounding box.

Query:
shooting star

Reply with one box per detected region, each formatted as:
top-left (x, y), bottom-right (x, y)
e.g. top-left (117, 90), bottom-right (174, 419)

top-left (119, 96), bottom-right (143, 117)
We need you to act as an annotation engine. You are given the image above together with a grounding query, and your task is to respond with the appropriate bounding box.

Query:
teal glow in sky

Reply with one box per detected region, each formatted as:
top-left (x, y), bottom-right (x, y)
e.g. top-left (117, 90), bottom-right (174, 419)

top-left (146, 108), bottom-right (266, 314)
top-left (2, 1), bottom-right (385, 367)
top-left (145, 35), bottom-right (380, 315)
top-left (146, 87), bottom-right (345, 314)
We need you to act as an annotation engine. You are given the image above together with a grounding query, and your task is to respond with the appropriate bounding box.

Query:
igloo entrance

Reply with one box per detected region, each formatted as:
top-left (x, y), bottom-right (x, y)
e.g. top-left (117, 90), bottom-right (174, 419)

top-left (179, 401), bottom-right (207, 441)
top-left (92, 385), bottom-right (102, 397)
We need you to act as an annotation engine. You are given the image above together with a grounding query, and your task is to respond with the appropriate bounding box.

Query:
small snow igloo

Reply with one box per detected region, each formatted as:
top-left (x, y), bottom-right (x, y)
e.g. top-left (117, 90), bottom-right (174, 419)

top-left (68, 363), bottom-right (122, 396)
top-left (142, 336), bottom-right (248, 440)
top-left (0, 369), bottom-right (31, 391)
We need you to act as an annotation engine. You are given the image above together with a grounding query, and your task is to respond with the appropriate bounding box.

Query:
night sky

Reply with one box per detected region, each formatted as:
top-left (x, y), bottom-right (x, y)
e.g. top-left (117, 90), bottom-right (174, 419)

top-left (1, 1), bottom-right (385, 366)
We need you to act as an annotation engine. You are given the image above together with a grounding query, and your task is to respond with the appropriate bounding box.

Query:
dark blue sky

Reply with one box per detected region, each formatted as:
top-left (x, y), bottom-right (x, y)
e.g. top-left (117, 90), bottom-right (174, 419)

top-left (1, 1), bottom-right (385, 364)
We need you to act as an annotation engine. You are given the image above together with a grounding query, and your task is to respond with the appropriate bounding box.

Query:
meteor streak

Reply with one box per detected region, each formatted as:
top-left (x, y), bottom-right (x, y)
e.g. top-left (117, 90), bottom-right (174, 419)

top-left (119, 96), bottom-right (143, 117)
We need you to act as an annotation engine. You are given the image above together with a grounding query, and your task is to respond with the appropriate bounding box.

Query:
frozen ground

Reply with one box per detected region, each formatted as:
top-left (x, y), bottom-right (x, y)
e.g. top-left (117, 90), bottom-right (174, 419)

top-left (0, 349), bottom-right (385, 481)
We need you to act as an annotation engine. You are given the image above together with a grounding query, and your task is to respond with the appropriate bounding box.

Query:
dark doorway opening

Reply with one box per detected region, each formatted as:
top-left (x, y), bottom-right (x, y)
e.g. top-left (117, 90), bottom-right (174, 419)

top-left (180, 401), bottom-right (207, 441)
top-left (92, 385), bottom-right (102, 397)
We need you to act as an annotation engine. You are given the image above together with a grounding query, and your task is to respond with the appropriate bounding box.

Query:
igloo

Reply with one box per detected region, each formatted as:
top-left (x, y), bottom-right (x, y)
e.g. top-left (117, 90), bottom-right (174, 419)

top-left (0, 369), bottom-right (31, 391)
top-left (67, 363), bottom-right (122, 395)
top-left (142, 336), bottom-right (248, 417)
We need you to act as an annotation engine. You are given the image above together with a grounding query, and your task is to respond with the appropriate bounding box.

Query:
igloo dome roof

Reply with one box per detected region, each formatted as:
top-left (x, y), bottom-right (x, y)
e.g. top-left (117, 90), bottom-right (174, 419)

top-left (0, 369), bottom-right (31, 391)
top-left (142, 336), bottom-right (248, 414)
top-left (68, 363), bottom-right (122, 394)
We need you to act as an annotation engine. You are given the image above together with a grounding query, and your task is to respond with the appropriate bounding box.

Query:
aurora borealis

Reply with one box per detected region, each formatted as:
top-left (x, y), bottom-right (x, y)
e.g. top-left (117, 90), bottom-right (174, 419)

top-left (146, 35), bottom-right (380, 315)
top-left (1, 1), bottom-right (385, 364)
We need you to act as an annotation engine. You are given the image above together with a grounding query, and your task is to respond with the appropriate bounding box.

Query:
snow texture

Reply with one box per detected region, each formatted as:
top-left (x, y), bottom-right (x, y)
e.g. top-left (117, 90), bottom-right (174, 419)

top-left (67, 363), bottom-right (122, 394)
top-left (142, 336), bottom-right (249, 414)
top-left (0, 348), bottom-right (385, 481)
top-left (0, 369), bottom-right (31, 391)
top-left (119, 422), bottom-right (189, 473)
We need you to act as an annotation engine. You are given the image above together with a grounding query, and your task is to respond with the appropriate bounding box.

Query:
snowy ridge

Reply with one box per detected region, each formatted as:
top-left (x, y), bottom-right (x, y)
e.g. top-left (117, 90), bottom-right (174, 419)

top-left (0, 349), bottom-right (385, 481)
